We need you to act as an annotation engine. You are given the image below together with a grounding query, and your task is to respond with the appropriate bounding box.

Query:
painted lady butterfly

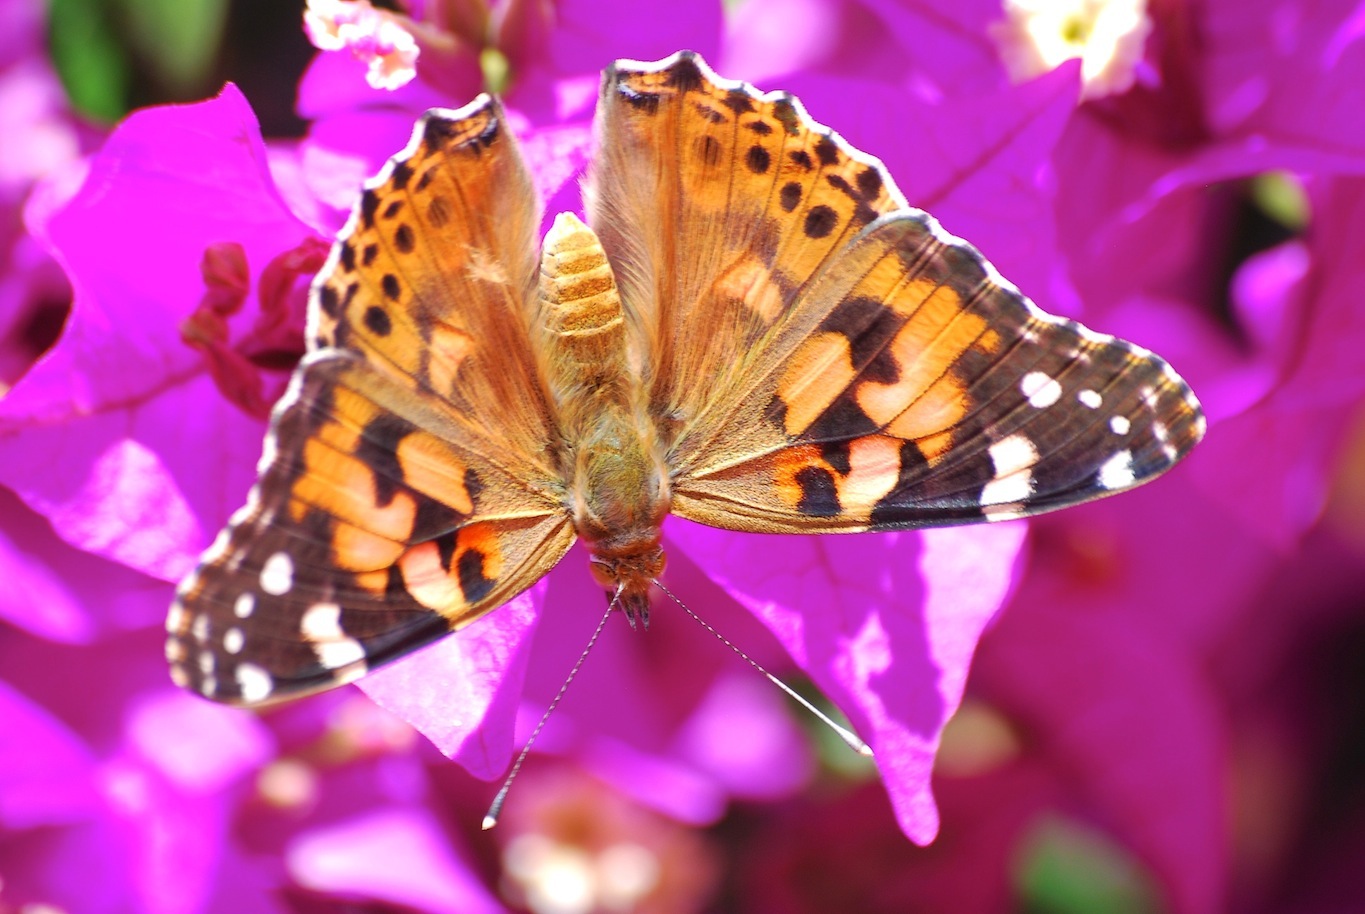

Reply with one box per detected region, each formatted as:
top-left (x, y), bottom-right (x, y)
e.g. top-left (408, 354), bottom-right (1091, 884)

top-left (166, 51), bottom-right (1204, 706)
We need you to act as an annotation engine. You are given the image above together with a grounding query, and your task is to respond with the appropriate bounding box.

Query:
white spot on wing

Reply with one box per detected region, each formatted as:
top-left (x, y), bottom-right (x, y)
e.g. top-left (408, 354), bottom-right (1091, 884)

top-left (1110, 415), bottom-right (1131, 435)
top-left (301, 602), bottom-right (369, 672)
top-left (234, 593), bottom-right (256, 619)
top-left (301, 602), bottom-right (343, 641)
top-left (224, 627), bottom-right (245, 655)
top-left (204, 527), bottom-right (233, 563)
top-left (317, 640), bottom-right (367, 671)
top-left (236, 663), bottom-right (273, 703)
top-left (260, 553), bottom-right (294, 596)
top-left (981, 434), bottom-right (1038, 506)
top-left (1078, 389), bottom-right (1102, 409)
top-left (1098, 449), bottom-right (1136, 490)
top-left (1020, 371), bottom-right (1062, 408)
top-left (166, 601), bottom-right (186, 634)
top-left (191, 613), bottom-right (211, 644)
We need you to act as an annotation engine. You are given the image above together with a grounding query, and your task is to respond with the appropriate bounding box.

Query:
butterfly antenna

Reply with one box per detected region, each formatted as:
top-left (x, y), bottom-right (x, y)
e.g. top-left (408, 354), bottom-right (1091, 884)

top-left (652, 580), bottom-right (873, 758)
top-left (482, 589), bottom-right (619, 830)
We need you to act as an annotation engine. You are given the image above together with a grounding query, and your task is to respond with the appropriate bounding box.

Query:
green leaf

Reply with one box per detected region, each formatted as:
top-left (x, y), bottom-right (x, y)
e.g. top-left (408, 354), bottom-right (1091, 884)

top-left (1252, 171), bottom-right (1311, 233)
top-left (116, 0), bottom-right (229, 95)
top-left (49, 0), bottom-right (132, 122)
top-left (1015, 815), bottom-right (1165, 914)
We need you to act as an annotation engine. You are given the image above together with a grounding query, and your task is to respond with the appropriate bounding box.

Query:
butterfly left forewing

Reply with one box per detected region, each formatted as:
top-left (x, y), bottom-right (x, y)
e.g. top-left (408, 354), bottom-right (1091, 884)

top-left (168, 97), bottom-right (576, 705)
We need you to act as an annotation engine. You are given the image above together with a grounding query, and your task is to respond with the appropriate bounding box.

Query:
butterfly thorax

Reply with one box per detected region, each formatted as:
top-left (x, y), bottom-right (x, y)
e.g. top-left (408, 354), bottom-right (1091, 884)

top-left (539, 213), bottom-right (671, 624)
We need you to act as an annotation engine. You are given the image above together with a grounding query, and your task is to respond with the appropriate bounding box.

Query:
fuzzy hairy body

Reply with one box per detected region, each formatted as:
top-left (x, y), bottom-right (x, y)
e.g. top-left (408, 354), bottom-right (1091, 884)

top-left (538, 213), bottom-right (671, 622)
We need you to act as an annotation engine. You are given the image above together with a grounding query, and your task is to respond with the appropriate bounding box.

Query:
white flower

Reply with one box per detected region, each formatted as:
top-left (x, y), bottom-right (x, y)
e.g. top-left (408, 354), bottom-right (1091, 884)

top-left (992, 0), bottom-right (1153, 100)
top-left (303, 0), bottom-right (420, 91)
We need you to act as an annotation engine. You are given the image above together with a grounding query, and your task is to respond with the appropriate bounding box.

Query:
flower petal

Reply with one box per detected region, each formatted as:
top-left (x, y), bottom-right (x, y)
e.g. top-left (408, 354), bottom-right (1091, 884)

top-left (358, 583), bottom-right (544, 779)
top-left (669, 520), bottom-right (1027, 844)
top-left (0, 85), bottom-right (316, 581)
top-left (287, 807), bottom-right (506, 914)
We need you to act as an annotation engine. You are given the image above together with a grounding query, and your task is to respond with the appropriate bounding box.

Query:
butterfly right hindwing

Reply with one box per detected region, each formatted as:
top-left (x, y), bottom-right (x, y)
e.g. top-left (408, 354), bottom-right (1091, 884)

top-left (587, 52), bottom-right (1204, 535)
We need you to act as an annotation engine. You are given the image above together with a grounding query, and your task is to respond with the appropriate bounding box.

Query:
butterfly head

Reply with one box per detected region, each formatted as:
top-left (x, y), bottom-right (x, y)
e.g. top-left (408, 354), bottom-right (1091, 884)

top-left (586, 532), bottom-right (666, 630)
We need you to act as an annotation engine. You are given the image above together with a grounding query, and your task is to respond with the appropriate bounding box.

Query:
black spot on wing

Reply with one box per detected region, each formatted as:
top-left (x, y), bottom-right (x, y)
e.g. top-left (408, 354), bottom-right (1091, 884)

top-left (746, 145), bottom-right (771, 174)
top-left (820, 439), bottom-right (852, 476)
top-left (772, 96), bottom-right (802, 136)
top-left (319, 285), bottom-right (341, 318)
top-left (694, 102), bottom-right (726, 124)
top-left (666, 54), bottom-right (706, 92)
top-left (385, 563), bottom-right (409, 598)
top-left (619, 85), bottom-right (661, 114)
top-left (818, 295), bottom-right (902, 381)
top-left (856, 166), bottom-right (883, 197)
top-left (803, 393), bottom-right (879, 443)
top-left (826, 173), bottom-right (881, 225)
top-left (794, 466), bottom-right (840, 517)
top-left (423, 116), bottom-right (459, 149)
top-left (804, 205), bottom-right (838, 238)
top-left (464, 467), bottom-right (484, 506)
top-left (457, 548), bottom-right (496, 603)
top-left (360, 190), bottom-right (380, 228)
top-left (723, 89), bottom-right (756, 114)
top-left (433, 528), bottom-right (458, 572)
top-left (356, 412), bottom-right (415, 508)
top-left (413, 496), bottom-right (460, 543)
top-left (814, 134), bottom-right (840, 166)
top-left (363, 305), bottom-right (392, 337)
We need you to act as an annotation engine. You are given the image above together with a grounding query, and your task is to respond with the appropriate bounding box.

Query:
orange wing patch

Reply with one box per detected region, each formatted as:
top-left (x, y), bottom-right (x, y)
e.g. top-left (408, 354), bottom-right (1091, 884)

top-left (589, 53), bottom-right (910, 446)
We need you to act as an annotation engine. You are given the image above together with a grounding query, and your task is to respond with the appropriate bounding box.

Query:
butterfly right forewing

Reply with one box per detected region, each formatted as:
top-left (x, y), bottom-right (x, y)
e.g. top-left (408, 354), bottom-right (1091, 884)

top-left (167, 97), bottom-right (575, 706)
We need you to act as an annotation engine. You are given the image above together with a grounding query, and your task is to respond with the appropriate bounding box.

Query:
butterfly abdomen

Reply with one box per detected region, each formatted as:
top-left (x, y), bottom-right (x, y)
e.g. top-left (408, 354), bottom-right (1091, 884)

top-left (539, 212), bottom-right (670, 617)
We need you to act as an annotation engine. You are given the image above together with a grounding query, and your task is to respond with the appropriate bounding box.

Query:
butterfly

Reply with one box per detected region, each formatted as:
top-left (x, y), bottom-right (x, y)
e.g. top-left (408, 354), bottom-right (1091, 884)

top-left (166, 51), bottom-right (1204, 706)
